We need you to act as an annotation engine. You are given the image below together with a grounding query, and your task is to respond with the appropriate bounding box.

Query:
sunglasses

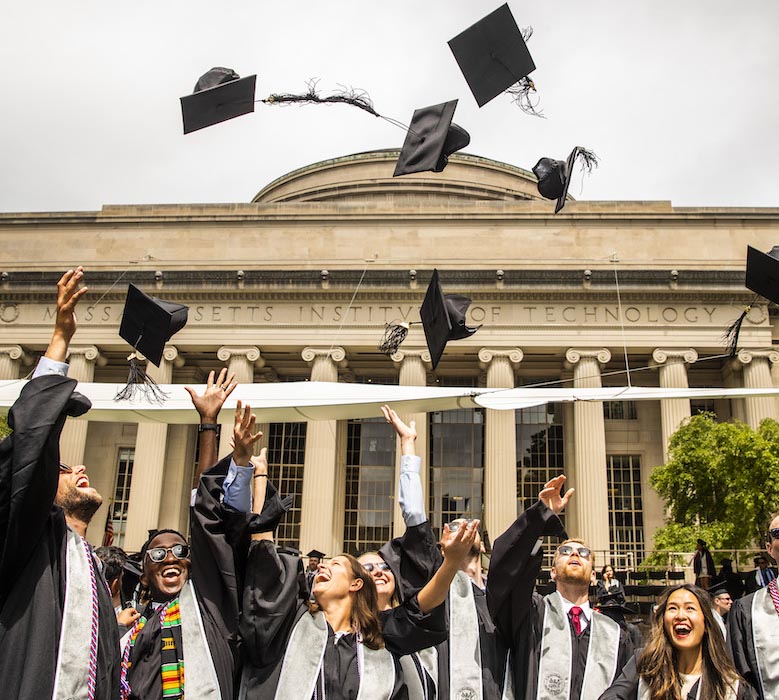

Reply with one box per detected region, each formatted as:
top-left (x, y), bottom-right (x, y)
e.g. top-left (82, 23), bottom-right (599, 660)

top-left (363, 561), bottom-right (391, 573)
top-left (557, 545), bottom-right (592, 559)
top-left (769, 528), bottom-right (779, 541)
top-left (146, 544), bottom-right (190, 563)
top-left (59, 462), bottom-right (73, 473)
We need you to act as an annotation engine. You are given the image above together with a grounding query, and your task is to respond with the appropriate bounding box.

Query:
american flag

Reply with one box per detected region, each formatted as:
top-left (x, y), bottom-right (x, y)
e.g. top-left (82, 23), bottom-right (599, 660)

top-left (102, 501), bottom-right (114, 547)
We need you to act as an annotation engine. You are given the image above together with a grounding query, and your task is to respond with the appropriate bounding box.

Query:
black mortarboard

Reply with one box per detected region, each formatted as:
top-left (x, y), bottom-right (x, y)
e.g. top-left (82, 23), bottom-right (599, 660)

top-left (420, 269), bottom-right (481, 370)
top-left (533, 147), bottom-right (598, 214)
top-left (745, 245), bottom-right (779, 305)
top-left (306, 549), bottom-right (326, 559)
top-left (119, 284), bottom-right (189, 367)
top-left (596, 591), bottom-right (637, 615)
top-left (180, 68), bottom-right (256, 134)
top-left (707, 581), bottom-right (730, 598)
top-left (393, 100), bottom-right (470, 177)
top-left (723, 245), bottom-right (779, 356)
top-left (448, 3), bottom-right (536, 108)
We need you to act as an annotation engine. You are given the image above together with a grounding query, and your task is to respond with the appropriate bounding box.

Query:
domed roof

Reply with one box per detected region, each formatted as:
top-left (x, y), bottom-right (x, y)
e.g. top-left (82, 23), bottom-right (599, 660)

top-left (252, 149), bottom-right (548, 204)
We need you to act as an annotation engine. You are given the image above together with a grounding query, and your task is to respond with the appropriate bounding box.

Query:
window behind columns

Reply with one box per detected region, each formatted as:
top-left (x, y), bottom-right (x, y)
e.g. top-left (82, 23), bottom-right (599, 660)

top-left (110, 447), bottom-right (135, 548)
top-left (428, 407), bottom-right (485, 537)
top-left (267, 422), bottom-right (307, 550)
top-left (515, 403), bottom-right (565, 519)
top-left (343, 417), bottom-right (396, 554)
top-left (606, 454), bottom-right (645, 563)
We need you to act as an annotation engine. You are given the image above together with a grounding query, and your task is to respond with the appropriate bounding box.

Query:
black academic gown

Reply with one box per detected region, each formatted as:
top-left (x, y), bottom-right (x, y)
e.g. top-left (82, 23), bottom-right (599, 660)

top-left (239, 540), bottom-right (408, 700)
top-left (728, 591), bottom-right (776, 700)
top-left (380, 521), bottom-right (507, 699)
top-left (0, 374), bottom-right (121, 700)
top-left (123, 454), bottom-right (291, 700)
top-left (598, 655), bottom-right (757, 700)
top-left (487, 501), bottom-right (634, 700)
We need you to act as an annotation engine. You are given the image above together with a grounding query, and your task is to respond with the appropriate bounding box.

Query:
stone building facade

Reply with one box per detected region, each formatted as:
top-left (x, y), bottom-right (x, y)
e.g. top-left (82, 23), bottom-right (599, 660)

top-left (1, 150), bottom-right (778, 563)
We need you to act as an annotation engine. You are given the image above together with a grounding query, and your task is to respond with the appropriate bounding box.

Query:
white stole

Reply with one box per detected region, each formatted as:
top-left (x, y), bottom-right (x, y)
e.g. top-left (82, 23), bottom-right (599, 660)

top-left (536, 592), bottom-right (621, 700)
top-left (178, 580), bottom-right (221, 699)
top-left (449, 570), bottom-right (483, 700)
top-left (751, 586), bottom-right (779, 698)
top-left (52, 529), bottom-right (97, 700)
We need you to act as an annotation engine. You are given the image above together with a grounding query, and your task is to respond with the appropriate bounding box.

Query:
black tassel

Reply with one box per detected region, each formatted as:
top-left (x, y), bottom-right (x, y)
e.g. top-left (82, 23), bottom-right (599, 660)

top-left (114, 354), bottom-right (169, 403)
top-left (378, 322), bottom-right (410, 355)
top-left (574, 147), bottom-right (599, 173)
top-left (263, 79), bottom-right (380, 118)
top-left (722, 307), bottom-right (750, 357)
top-left (505, 77), bottom-right (544, 118)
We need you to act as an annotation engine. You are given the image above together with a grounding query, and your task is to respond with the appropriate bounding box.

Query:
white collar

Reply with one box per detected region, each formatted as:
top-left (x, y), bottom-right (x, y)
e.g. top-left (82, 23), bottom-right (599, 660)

top-left (559, 595), bottom-right (592, 627)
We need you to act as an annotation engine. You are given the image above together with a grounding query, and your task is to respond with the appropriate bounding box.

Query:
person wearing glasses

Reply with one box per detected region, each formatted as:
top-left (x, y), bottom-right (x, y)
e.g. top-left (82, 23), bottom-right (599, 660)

top-left (708, 581), bottom-right (733, 639)
top-left (118, 374), bottom-right (290, 700)
top-left (0, 267), bottom-right (123, 700)
top-left (232, 403), bottom-right (409, 700)
top-left (728, 514), bottom-right (779, 700)
top-left (372, 406), bottom-right (513, 700)
top-left (487, 474), bottom-right (634, 700)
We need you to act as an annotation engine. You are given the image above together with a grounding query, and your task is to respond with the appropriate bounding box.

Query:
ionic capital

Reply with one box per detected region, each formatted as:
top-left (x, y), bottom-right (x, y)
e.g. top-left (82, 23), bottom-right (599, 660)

top-left (301, 347), bottom-right (347, 366)
top-left (736, 349), bottom-right (779, 366)
top-left (390, 348), bottom-right (432, 369)
top-left (565, 348), bottom-right (611, 367)
top-left (217, 345), bottom-right (264, 367)
top-left (651, 348), bottom-right (698, 367)
top-left (478, 347), bottom-right (524, 369)
top-left (0, 345), bottom-right (27, 363)
top-left (67, 345), bottom-right (107, 366)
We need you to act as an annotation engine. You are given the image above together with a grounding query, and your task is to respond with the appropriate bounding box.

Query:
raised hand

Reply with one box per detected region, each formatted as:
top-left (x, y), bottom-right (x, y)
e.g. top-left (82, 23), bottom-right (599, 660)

top-left (440, 519), bottom-right (480, 565)
top-left (46, 266), bottom-right (88, 362)
top-left (381, 404), bottom-right (417, 456)
top-left (539, 474), bottom-right (574, 515)
top-left (185, 368), bottom-right (237, 421)
top-left (232, 401), bottom-right (263, 466)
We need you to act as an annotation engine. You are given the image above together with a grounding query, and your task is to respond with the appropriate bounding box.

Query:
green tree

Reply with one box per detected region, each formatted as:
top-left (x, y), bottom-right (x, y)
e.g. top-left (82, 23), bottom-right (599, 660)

top-left (0, 414), bottom-right (9, 440)
top-left (649, 413), bottom-right (779, 556)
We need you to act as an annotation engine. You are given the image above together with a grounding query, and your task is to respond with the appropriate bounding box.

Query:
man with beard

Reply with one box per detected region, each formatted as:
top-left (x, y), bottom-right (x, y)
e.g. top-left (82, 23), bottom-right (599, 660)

top-left (0, 267), bottom-right (122, 699)
top-left (487, 475), bottom-right (633, 700)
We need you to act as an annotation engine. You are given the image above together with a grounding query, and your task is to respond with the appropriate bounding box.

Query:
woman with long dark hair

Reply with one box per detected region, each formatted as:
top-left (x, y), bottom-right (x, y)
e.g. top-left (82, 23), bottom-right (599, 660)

top-left (599, 584), bottom-right (755, 700)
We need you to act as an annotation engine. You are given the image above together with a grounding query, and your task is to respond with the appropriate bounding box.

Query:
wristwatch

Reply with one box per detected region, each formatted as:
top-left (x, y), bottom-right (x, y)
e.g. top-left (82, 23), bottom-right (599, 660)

top-left (197, 423), bottom-right (219, 433)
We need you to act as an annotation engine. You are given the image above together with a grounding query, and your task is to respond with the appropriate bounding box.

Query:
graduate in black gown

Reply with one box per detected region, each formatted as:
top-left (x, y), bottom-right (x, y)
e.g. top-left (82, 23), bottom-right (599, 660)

top-left (377, 406), bottom-right (510, 700)
top-left (119, 372), bottom-right (290, 700)
top-left (728, 513), bottom-right (779, 700)
top-left (600, 584), bottom-right (754, 700)
top-left (227, 402), bottom-right (408, 699)
top-left (487, 475), bottom-right (634, 700)
top-left (0, 267), bottom-right (121, 700)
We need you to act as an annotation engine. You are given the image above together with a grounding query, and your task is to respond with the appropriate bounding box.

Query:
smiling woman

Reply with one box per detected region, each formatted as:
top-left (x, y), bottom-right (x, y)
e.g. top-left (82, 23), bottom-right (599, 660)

top-left (600, 584), bottom-right (754, 700)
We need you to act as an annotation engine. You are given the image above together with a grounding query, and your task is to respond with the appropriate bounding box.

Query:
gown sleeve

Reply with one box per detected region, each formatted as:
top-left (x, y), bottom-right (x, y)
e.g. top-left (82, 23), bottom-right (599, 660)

top-left (727, 596), bottom-right (761, 697)
top-left (0, 374), bottom-right (85, 605)
top-left (597, 655), bottom-right (639, 700)
top-left (380, 591), bottom-right (448, 656)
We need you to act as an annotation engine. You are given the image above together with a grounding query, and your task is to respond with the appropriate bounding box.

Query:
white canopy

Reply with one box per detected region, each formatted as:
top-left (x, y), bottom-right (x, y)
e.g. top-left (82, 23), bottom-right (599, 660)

top-left (1, 380), bottom-right (779, 424)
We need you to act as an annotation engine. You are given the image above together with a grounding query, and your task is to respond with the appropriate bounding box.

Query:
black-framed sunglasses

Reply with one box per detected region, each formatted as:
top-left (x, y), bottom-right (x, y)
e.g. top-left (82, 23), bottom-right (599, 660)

top-left (769, 528), bottom-right (779, 541)
top-left (557, 544), bottom-right (592, 559)
top-left (59, 462), bottom-right (73, 473)
top-left (363, 561), bottom-right (391, 573)
top-left (146, 544), bottom-right (190, 563)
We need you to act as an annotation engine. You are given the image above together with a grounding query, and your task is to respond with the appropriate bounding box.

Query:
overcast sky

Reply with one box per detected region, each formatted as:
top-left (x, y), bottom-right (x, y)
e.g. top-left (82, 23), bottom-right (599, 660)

top-left (2, 0), bottom-right (777, 213)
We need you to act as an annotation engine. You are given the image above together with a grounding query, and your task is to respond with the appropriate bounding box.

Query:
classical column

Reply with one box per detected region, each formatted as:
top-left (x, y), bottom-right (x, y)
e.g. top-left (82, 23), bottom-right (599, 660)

top-left (564, 348), bottom-right (611, 555)
top-left (0, 345), bottom-right (27, 379)
top-left (124, 346), bottom-right (182, 550)
top-left (299, 347), bottom-right (346, 556)
top-left (478, 348), bottom-right (523, 541)
top-left (736, 349), bottom-right (779, 428)
top-left (651, 348), bottom-right (698, 461)
top-left (390, 348), bottom-right (432, 537)
top-left (59, 345), bottom-right (105, 466)
top-left (216, 346), bottom-right (263, 457)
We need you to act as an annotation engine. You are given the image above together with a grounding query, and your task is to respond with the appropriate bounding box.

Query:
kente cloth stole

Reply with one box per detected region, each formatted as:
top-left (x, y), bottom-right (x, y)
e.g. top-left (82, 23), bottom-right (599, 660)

top-left (536, 592), bottom-right (621, 700)
top-left (637, 677), bottom-right (737, 700)
top-left (449, 570), bottom-right (483, 700)
top-left (273, 610), bottom-right (396, 700)
top-left (752, 581), bottom-right (779, 698)
top-left (160, 600), bottom-right (184, 699)
top-left (52, 530), bottom-right (100, 700)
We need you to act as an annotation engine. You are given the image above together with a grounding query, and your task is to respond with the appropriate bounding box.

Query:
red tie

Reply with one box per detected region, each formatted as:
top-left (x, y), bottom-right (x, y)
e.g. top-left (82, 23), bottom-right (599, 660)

top-left (569, 606), bottom-right (582, 635)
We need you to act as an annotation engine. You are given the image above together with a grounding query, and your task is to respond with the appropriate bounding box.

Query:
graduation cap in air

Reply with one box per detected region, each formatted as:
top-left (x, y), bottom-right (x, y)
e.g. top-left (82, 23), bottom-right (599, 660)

top-left (180, 67), bottom-right (257, 134)
top-left (533, 147), bottom-right (599, 214)
top-left (448, 3), bottom-right (536, 108)
top-left (420, 270), bottom-right (481, 370)
top-left (306, 549), bottom-right (326, 560)
top-left (393, 100), bottom-right (470, 177)
top-left (115, 284), bottom-right (189, 401)
top-left (723, 245), bottom-right (779, 356)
